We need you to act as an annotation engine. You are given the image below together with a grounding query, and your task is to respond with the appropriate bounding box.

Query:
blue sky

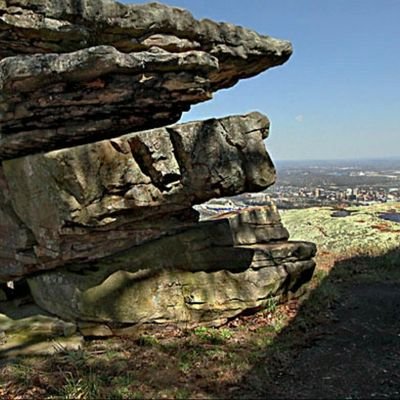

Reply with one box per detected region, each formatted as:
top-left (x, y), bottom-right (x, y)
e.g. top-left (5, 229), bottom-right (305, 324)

top-left (122, 0), bottom-right (399, 161)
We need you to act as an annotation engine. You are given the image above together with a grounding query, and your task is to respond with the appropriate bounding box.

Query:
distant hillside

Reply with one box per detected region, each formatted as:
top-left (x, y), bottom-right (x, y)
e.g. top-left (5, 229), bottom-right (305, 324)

top-left (281, 202), bottom-right (400, 256)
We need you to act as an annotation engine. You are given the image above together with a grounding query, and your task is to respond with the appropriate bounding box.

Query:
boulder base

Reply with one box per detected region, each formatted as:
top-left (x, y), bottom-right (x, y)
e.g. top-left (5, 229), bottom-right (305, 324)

top-left (28, 206), bottom-right (316, 326)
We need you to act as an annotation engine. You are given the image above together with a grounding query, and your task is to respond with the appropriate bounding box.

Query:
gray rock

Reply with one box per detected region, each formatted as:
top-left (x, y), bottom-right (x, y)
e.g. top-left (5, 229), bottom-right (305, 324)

top-left (0, 333), bottom-right (84, 358)
top-left (0, 300), bottom-right (81, 358)
top-left (78, 322), bottom-right (113, 338)
top-left (0, 0), bottom-right (292, 159)
top-left (0, 167), bottom-right (37, 279)
top-left (209, 204), bottom-right (289, 245)
top-left (0, 46), bottom-right (217, 159)
top-left (28, 234), bottom-right (316, 325)
top-left (0, 0), bottom-right (292, 72)
top-left (0, 112), bottom-right (274, 281)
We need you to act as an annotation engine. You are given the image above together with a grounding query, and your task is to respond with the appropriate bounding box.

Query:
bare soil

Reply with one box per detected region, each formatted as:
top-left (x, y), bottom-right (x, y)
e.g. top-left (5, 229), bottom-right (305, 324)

top-left (237, 251), bottom-right (400, 399)
top-left (1, 250), bottom-right (400, 399)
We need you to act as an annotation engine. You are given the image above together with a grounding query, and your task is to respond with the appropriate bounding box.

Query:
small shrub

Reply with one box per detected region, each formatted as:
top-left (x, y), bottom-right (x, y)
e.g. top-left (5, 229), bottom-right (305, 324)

top-left (58, 371), bottom-right (100, 400)
top-left (194, 326), bottom-right (233, 344)
top-left (264, 297), bottom-right (279, 313)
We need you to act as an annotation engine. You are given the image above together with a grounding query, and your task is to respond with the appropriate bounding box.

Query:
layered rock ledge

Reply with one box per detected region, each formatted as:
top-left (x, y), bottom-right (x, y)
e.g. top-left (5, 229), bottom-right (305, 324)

top-left (0, 112), bottom-right (274, 281)
top-left (28, 229), bottom-right (316, 326)
top-left (0, 0), bottom-right (292, 159)
top-left (0, 0), bottom-right (316, 330)
top-left (0, 0), bottom-right (291, 75)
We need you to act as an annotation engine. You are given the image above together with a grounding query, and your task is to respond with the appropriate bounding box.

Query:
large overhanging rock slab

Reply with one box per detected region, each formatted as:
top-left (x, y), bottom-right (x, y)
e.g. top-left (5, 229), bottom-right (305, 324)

top-left (0, 0), bottom-right (292, 159)
top-left (0, 112), bottom-right (275, 281)
top-left (0, 46), bottom-right (217, 159)
top-left (0, 0), bottom-right (292, 78)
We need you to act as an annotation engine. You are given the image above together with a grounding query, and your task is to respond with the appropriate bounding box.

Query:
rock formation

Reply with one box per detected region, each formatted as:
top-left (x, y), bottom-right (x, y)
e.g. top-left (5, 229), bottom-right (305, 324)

top-left (0, 0), bottom-right (291, 159)
top-left (0, 0), bottom-right (316, 330)
top-left (28, 227), bottom-right (315, 326)
top-left (0, 112), bottom-right (274, 281)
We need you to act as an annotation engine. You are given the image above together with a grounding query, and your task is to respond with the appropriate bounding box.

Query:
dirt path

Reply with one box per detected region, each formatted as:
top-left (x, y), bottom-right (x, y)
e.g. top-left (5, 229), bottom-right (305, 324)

top-left (244, 281), bottom-right (400, 399)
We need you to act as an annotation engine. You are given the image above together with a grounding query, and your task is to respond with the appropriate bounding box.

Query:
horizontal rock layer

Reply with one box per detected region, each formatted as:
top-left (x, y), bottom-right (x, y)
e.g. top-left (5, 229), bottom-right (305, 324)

top-left (0, 0), bottom-right (292, 71)
top-left (0, 112), bottom-right (275, 281)
top-left (0, 0), bottom-right (292, 159)
top-left (25, 204), bottom-right (292, 289)
top-left (0, 46), bottom-right (216, 159)
top-left (28, 209), bottom-right (316, 324)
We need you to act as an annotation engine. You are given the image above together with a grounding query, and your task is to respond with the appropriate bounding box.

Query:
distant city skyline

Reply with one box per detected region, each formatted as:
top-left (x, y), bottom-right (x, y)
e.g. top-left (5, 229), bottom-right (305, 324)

top-left (122, 0), bottom-right (400, 161)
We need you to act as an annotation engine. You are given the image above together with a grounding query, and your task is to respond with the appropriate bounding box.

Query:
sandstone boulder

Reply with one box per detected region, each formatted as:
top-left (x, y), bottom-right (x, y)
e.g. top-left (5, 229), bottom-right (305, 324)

top-left (28, 206), bottom-right (316, 325)
top-left (0, 0), bottom-right (316, 331)
top-left (0, 301), bottom-right (83, 358)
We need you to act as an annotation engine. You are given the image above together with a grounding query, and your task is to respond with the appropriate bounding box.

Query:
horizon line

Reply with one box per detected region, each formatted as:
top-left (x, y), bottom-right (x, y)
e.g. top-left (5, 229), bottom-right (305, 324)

top-left (274, 156), bottom-right (400, 163)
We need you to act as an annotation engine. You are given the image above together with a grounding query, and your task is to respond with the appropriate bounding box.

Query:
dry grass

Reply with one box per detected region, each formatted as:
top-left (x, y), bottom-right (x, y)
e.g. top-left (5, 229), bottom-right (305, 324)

top-left (1, 246), bottom-right (399, 399)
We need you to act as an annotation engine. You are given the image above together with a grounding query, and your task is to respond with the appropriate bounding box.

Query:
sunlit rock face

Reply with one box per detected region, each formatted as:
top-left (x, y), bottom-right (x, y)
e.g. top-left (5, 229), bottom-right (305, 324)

top-left (0, 112), bottom-right (275, 280)
top-left (0, 0), bottom-right (316, 328)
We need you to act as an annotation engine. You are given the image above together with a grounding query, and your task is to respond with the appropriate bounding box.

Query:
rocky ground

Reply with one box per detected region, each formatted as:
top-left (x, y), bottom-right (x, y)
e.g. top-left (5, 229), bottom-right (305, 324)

top-left (1, 202), bottom-right (399, 399)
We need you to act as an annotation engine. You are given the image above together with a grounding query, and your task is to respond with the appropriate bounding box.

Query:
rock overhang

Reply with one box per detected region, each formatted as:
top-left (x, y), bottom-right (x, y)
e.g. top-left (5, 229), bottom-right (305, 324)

top-left (0, 0), bottom-right (293, 62)
top-left (0, 0), bottom-right (317, 330)
top-left (0, 0), bottom-right (292, 160)
top-left (0, 112), bottom-right (275, 281)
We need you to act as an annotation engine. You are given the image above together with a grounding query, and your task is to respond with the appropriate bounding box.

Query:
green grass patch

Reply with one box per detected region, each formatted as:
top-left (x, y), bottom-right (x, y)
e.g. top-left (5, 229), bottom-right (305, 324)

top-left (193, 326), bottom-right (233, 344)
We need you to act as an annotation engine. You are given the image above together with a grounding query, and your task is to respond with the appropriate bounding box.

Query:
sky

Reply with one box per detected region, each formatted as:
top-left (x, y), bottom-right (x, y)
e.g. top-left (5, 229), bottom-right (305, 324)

top-left (121, 0), bottom-right (399, 161)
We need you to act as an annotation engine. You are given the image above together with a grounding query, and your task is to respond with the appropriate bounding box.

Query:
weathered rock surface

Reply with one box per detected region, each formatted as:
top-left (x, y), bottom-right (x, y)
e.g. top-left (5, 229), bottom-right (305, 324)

top-left (0, 46), bottom-right (217, 159)
top-left (0, 112), bottom-right (275, 281)
top-left (0, 0), bottom-right (291, 70)
top-left (0, 301), bottom-right (83, 358)
top-left (0, 0), bottom-right (292, 159)
top-left (28, 207), bottom-right (316, 325)
top-left (0, 166), bottom-right (36, 279)
top-left (0, 0), bottom-right (315, 331)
